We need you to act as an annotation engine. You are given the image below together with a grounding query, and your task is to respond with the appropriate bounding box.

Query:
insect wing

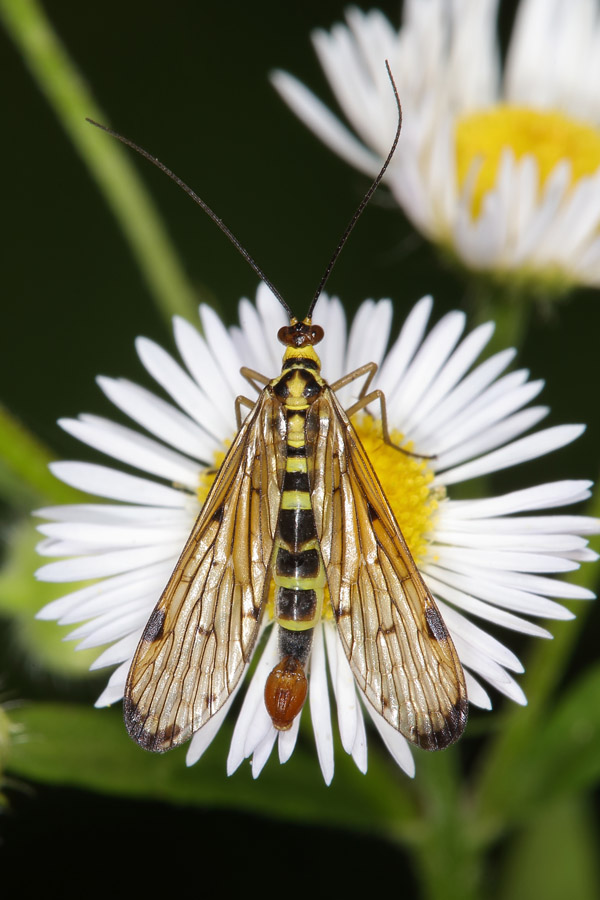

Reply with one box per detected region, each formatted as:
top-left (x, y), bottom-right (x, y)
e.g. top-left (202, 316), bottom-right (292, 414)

top-left (307, 389), bottom-right (468, 750)
top-left (125, 390), bottom-right (287, 751)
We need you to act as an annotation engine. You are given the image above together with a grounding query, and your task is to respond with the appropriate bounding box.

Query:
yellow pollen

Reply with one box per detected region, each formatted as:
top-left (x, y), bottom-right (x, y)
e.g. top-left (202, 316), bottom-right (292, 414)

top-left (455, 105), bottom-right (600, 218)
top-left (197, 447), bottom-right (228, 506)
top-left (355, 417), bottom-right (441, 567)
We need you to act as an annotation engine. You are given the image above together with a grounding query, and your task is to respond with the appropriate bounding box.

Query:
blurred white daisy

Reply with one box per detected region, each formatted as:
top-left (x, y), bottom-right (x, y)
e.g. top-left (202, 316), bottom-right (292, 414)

top-left (35, 285), bottom-right (598, 783)
top-left (272, 0), bottom-right (600, 290)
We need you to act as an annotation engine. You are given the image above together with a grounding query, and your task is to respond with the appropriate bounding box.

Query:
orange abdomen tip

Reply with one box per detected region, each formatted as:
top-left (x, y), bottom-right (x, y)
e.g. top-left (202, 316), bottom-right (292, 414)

top-left (264, 655), bottom-right (308, 730)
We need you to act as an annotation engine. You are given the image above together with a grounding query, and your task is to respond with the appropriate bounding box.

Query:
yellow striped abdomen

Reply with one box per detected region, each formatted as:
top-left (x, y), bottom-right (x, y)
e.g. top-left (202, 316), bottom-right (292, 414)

top-left (264, 367), bottom-right (326, 730)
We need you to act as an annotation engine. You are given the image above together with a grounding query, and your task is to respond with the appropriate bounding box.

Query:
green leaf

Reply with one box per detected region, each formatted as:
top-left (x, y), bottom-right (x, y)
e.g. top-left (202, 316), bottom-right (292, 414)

top-left (0, 404), bottom-right (83, 509)
top-left (527, 662), bottom-right (600, 803)
top-left (7, 702), bottom-right (417, 835)
top-left (478, 662), bottom-right (600, 827)
top-left (498, 795), bottom-right (600, 900)
top-left (0, 519), bottom-right (97, 676)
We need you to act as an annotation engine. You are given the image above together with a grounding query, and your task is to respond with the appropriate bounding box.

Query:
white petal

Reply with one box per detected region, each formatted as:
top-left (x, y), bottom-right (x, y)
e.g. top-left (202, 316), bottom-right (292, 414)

top-left (403, 320), bottom-right (495, 433)
top-left (429, 368), bottom-right (533, 448)
top-left (434, 545), bottom-right (578, 574)
top-left (36, 560), bottom-right (172, 622)
top-left (234, 297), bottom-right (281, 376)
top-left (227, 626), bottom-right (277, 775)
top-left (440, 601), bottom-right (524, 673)
top-left (428, 563), bottom-right (575, 618)
top-left (67, 598), bottom-right (149, 649)
top-left (97, 376), bottom-right (216, 461)
top-left (346, 298), bottom-right (393, 374)
top-left (463, 671), bottom-right (492, 710)
top-left (325, 626), bottom-right (358, 754)
top-left (95, 661), bottom-right (129, 706)
top-left (310, 624), bottom-right (335, 785)
top-left (376, 295), bottom-right (434, 399)
top-left (412, 348), bottom-right (517, 444)
top-left (433, 527), bottom-right (586, 554)
top-left (365, 705), bottom-right (415, 777)
top-left (424, 570), bottom-right (553, 637)
top-left (37, 520), bottom-right (188, 550)
top-left (136, 336), bottom-right (232, 441)
top-left (350, 704), bottom-right (368, 774)
top-left (187, 687), bottom-right (242, 766)
top-left (48, 461), bottom-right (187, 507)
top-left (91, 632), bottom-right (139, 669)
top-left (445, 480), bottom-right (593, 518)
top-left (437, 425), bottom-right (585, 485)
top-left (251, 730), bottom-right (278, 778)
top-left (271, 69), bottom-right (380, 178)
top-left (36, 543), bottom-right (181, 583)
top-left (390, 311), bottom-right (466, 424)
top-left (34, 503), bottom-right (190, 527)
top-left (200, 305), bottom-right (252, 400)
top-left (173, 315), bottom-right (239, 430)
top-left (434, 406), bottom-right (548, 470)
top-left (278, 715), bottom-right (301, 764)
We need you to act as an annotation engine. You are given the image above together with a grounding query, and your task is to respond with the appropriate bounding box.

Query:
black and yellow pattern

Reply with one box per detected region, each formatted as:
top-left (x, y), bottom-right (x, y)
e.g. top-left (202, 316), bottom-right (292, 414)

top-left (124, 320), bottom-right (467, 753)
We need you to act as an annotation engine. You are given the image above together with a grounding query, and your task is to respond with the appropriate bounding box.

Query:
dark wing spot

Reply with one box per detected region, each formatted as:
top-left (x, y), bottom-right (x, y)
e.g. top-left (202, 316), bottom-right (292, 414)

top-left (367, 502), bottom-right (380, 523)
top-left (142, 608), bottom-right (166, 643)
top-left (156, 722), bottom-right (184, 748)
top-left (212, 505), bottom-right (224, 524)
top-left (425, 606), bottom-right (449, 642)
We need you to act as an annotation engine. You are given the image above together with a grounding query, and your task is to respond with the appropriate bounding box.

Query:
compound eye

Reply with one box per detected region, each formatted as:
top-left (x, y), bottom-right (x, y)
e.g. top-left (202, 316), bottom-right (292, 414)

top-left (310, 325), bottom-right (324, 345)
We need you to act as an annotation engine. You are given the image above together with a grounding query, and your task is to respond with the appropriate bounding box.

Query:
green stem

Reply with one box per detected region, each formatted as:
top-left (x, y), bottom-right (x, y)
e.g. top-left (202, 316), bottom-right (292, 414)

top-left (406, 752), bottom-right (484, 900)
top-left (464, 275), bottom-right (532, 354)
top-left (0, 0), bottom-right (199, 327)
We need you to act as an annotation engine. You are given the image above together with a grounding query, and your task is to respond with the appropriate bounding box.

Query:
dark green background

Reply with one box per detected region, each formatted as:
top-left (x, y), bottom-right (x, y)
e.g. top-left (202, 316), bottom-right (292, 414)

top-left (1, 0), bottom-right (599, 892)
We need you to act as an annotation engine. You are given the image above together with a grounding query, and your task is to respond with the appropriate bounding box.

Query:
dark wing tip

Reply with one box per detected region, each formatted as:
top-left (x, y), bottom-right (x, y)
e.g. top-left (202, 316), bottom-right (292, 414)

top-left (415, 696), bottom-right (469, 751)
top-left (123, 697), bottom-right (185, 753)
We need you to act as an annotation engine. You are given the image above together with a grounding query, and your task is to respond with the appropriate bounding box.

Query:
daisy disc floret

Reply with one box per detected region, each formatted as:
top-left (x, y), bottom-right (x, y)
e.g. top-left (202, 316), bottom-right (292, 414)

top-left (35, 286), bottom-right (598, 783)
top-left (272, 0), bottom-right (600, 291)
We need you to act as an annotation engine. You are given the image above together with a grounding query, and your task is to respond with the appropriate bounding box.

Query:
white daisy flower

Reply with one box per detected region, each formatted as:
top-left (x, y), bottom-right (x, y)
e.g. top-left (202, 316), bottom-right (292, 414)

top-left (35, 285), bottom-right (598, 784)
top-left (272, 0), bottom-right (600, 290)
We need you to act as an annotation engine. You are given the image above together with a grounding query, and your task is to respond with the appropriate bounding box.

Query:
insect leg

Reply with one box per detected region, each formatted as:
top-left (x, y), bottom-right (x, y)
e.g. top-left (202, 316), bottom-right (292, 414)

top-left (331, 364), bottom-right (408, 451)
top-left (338, 376), bottom-right (435, 461)
top-left (234, 395), bottom-right (256, 429)
top-left (329, 361), bottom-right (378, 396)
top-left (345, 389), bottom-right (397, 447)
top-left (240, 366), bottom-right (270, 391)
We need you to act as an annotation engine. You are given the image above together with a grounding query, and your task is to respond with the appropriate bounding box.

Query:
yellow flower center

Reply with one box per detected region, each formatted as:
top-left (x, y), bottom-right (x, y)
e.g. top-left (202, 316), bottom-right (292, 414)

top-left (455, 105), bottom-right (600, 217)
top-left (355, 417), bottom-right (440, 566)
top-left (197, 448), bottom-right (228, 506)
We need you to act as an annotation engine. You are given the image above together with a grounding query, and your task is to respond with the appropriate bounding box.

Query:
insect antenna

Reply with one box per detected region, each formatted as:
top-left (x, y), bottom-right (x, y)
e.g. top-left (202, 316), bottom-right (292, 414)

top-left (88, 58), bottom-right (400, 325)
top-left (86, 116), bottom-right (293, 320)
top-left (305, 60), bottom-right (402, 320)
